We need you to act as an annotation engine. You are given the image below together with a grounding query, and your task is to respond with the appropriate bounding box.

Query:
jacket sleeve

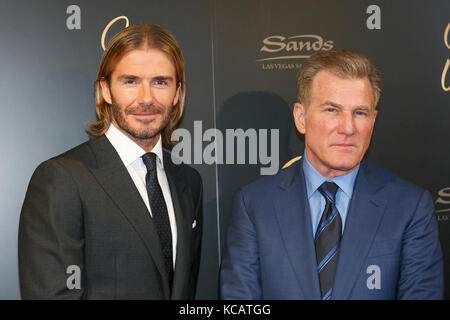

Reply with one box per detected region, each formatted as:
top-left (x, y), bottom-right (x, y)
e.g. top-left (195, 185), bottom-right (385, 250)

top-left (18, 159), bottom-right (85, 299)
top-left (397, 189), bottom-right (444, 299)
top-left (220, 188), bottom-right (262, 299)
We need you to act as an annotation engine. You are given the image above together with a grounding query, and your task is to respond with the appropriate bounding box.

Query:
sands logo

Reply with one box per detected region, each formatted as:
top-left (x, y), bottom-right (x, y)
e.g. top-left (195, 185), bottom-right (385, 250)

top-left (436, 186), bottom-right (450, 222)
top-left (257, 34), bottom-right (334, 71)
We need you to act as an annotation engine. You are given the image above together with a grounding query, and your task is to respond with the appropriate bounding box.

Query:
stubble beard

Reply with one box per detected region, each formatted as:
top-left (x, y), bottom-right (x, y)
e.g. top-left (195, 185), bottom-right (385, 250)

top-left (110, 98), bottom-right (172, 143)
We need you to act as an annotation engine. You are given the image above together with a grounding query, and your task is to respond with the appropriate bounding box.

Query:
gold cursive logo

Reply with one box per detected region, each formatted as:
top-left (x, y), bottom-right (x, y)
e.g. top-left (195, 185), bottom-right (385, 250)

top-left (442, 23), bottom-right (450, 91)
top-left (436, 186), bottom-right (450, 214)
top-left (257, 34), bottom-right (333, 62)
top-left (445, 22), bottom-right (450, 50)
top-left (101, 16), bottom-right (129, 50)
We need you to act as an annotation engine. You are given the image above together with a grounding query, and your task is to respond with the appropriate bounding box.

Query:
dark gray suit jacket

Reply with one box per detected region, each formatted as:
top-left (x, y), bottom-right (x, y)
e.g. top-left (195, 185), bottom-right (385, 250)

top-left (18, 135), bottom-right (203, 299)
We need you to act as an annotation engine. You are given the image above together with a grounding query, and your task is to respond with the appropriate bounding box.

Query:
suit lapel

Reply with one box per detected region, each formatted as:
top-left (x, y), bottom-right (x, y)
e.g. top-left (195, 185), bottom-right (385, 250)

top-left (273, 160), bottom-right (322, 299)
top-left (162, 151), bottom-right (192, 300)
top-left (87, 135), bottom-right (171, 299)
top-left (333, 162), bottom-right (387, 299)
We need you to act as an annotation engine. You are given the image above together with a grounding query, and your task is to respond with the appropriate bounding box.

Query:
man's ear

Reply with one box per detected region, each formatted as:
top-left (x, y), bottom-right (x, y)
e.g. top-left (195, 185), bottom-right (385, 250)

top-left (293, 102), bottom-right (307, 134)
top-left (100, 78), bottom-right (112, 104)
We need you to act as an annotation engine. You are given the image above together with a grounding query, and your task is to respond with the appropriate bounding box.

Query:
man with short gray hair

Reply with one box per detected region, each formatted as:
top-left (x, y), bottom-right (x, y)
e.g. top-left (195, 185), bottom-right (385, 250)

top-left (220, 49), bottom-right (443, 300)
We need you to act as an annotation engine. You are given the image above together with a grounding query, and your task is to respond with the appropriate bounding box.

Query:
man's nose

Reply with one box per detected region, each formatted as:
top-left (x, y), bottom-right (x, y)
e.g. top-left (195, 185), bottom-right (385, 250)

top-left (337, 112), bottom-right (355, 135)
top-left (137, 82), bottom-right (153, 105)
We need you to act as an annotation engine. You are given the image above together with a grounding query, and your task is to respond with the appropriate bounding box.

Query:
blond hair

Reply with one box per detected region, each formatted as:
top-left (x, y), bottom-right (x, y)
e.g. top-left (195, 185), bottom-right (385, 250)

top-left (87, 23), bottom-right (186, 145)
top-left (297, 49), bottom-right (382, 107)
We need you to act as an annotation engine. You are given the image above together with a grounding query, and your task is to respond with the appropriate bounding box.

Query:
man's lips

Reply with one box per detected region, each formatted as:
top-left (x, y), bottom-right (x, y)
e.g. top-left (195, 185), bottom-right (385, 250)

top-left (333, 143), bottom-right (356, 147)
top-left (331, 143), bottom-right (357, 149)
top-left (131, 112), bottom-right (159, 117)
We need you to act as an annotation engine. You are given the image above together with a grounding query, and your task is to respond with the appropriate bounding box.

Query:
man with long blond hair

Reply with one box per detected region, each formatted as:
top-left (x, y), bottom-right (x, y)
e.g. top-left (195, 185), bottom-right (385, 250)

top-left (19, 23), bottom-right (203, 299)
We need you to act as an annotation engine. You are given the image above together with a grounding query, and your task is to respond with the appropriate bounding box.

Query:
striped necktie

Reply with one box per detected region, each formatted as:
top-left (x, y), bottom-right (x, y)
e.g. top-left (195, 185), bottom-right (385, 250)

top-left (142, 152), bottom-right (173, 288)
top-left (315, 182), bottom-right (342, 300)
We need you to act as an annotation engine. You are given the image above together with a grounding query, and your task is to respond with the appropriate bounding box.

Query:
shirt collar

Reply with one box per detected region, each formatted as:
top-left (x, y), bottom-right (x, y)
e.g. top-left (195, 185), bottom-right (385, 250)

top-left (105, 123), bottom-right (164, 168)
top-left (302, 151), bottom-right (359, 199)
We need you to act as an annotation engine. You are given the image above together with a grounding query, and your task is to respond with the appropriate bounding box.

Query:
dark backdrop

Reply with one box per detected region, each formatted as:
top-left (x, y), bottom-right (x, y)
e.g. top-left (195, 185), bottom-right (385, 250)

top-left (0, 0), bottom-right (448, 299)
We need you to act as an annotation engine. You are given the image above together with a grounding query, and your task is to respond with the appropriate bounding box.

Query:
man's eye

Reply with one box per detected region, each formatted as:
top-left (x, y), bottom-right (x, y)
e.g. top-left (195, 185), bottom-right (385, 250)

top-left (355, 111), bottom-right (368, 116)
top-left (154, 80), bottom-right (167, 86)
top-left (125, 79), bottom-right (136, 85)
top-left (326, 108), bottom-right (337, 112)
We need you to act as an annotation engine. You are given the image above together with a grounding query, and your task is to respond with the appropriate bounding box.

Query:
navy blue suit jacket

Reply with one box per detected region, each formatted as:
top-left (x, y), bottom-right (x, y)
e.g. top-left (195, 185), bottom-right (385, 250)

top-left (220, 159), bottom-right (443, 299)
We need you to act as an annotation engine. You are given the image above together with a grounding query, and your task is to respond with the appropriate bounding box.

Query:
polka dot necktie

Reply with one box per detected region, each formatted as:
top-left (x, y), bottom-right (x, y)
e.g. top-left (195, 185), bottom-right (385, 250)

top-left (314, 182), bottom-right (342, 300)
top-left (142, 152), bottom-right (173, 287)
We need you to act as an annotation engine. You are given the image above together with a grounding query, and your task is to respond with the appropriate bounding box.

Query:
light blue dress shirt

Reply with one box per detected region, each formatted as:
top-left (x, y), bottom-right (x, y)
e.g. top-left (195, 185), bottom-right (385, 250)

top-left (302, 152), bottom-right (360, 237)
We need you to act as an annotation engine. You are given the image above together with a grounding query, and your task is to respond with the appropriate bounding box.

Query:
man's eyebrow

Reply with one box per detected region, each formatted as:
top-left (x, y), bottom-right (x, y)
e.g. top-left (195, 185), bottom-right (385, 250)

top-left (320, 101), bottom-right (343, 108)
top-left (117, 75), bottom-right (175, 81)
top-left (320, 101), bottom-right (371, 110)
top-left (152, 75), bottom-right (175, 81)
top-left (117, 74), bottom-right (139, 80)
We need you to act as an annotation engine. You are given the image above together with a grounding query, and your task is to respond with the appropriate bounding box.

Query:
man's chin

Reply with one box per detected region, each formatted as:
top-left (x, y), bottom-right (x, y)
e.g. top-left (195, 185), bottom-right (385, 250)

top-left (126, 119), bottom-right (163, 135)
top-left (129, 128), bottom-right (161, 140)
top-left (329, 161), bottom-right (360, 174)
top-left (113, 114), bottom-right (169, 141)
top-left (116, 123), bottom-right (161, 141)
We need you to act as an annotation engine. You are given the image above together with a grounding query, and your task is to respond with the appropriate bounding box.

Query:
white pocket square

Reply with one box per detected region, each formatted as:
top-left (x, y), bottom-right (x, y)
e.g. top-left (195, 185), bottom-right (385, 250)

top-left (192, 220), bottom-right (197, 229)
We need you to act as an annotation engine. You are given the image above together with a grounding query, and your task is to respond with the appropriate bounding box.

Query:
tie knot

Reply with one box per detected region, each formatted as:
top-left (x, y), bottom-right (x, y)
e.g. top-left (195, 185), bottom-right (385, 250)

top-left (142, 152), bottom-right (157, 172)
top-left (318, 182), bottom-right (338, 203)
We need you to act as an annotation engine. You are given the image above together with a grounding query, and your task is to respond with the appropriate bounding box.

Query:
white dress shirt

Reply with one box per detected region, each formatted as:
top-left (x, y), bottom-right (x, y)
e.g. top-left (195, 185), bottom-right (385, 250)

top-left (105, 123), bottom-right (177, 267)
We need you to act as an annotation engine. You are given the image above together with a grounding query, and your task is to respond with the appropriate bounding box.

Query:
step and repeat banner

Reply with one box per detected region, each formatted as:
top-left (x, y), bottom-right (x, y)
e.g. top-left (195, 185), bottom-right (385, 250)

top-left (0, 0), bottom-right (448, 299)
